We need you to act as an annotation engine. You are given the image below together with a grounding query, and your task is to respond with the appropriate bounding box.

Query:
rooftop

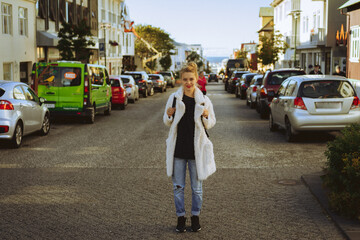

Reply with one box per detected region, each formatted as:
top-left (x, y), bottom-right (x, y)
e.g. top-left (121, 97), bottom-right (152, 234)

top-left (259, 7), bottom-right (274, 17)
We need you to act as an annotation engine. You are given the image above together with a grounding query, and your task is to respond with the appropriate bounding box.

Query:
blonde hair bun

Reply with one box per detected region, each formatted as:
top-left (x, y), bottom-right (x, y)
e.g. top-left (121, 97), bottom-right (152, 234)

top-left (180, 62), bottom-right (199, 79)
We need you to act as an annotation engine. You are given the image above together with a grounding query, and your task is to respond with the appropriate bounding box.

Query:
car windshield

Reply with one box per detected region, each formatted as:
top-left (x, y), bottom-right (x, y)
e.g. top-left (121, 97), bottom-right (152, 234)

top-left (37, 66), bottom-right (82, 87)
top-left (227, 59), bottom-right (245, 69)
top-left (235, 73), bottom-right (245, 78)
top-left (110, 79), bottom-right (120, 87)
top-left (125, 73), bottom-right (142, 80)
top-left (245, 75), bottom-right (256, 84)
top-left (0, 88), bottom-right (4, 97)
top-left (121, 78), bottom-right (130, 83)
top-left (300, 80), bottom-right (355, 98)
top-left (255, 77), bottom-right (263, 85)
top-left (268, 71), bottom-right (304, 85)
top-left (149, 75), bottom-right (160, 80)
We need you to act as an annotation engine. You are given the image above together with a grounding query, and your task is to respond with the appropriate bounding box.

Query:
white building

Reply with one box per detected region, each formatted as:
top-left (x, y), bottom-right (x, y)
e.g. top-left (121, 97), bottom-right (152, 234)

top-left (0, 0), bottom-right (36, 83)
top-left (170, 42), bottom-right (203, 72)
top-left (271, 0), bottom-right (299, 68)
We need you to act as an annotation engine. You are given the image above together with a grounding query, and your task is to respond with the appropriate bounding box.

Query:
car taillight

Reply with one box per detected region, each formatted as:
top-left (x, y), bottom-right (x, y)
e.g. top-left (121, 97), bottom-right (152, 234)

top-left (84, 72), bottom-right (90, 106)
top-left (156, 80), bottom-right (162, 83)
top-left (0, 126), bottom-right (9, 133)
top-left (233, 77), bottom-right (238, 81)
top-left (0, 100), bottom-right (14, 110)
top-left (294, 97), bottom-right (307, 110)
top-left (139, 80), bottom-right (146, 83)
top-left (260, 88), bottom-right (267, 97)
top-left (171, 77), bottom-right (174, 80)
top-left (128, 84), bottom-right (132, 88)
top-left (242, 84), bottom-right (247, 88)
top-left (252, 86), bottom-right (257, 92)
top-left (351, 96), bottom-right (359, 109)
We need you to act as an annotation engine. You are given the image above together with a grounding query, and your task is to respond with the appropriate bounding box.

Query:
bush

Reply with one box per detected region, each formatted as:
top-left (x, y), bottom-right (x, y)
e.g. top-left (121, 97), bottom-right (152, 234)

top-left (322, 124), bottom-right (360, 219)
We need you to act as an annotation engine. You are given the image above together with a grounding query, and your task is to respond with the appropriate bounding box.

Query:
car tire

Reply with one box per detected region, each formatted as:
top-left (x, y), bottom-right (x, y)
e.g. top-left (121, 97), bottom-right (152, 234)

top-left (256, 98), bottom-right (260, 113)
top-left (86, 106), bottom-right (95, 124)
top-left (285, 118), bottom-right (296, 142)
top-left (225, 84), bottom-right (227, 91)
top-left (104, 101), bottom-right (111, 115)
top-left (246, 98), bottom-right (250, 106)
top-left (235, 89), bottom-right (240, 98)
top-left (164, 87), bottom-right (167, 92)
top-left (129, 98), bottom-right (135, 103)
top-left (11, 122), bottom-right (23, 148)
top-left (143, 89), bottom-right (148, 98)
top-left (150, 87), bottom-right (154, 96)
top-left (120, 103), bottom-right (125, 110)
top-left (260, 104), bottom-right (268, 119)
top-left (250, 100), bottom-right (256, 109)
top-left (39, 113), bottom-right (51, 136)
top-left (240, 90), bottom-right (246, 100)
top-left (269, 113), bottom-right (278, 132)
top-left (172, 83), bottom-right (175, 88)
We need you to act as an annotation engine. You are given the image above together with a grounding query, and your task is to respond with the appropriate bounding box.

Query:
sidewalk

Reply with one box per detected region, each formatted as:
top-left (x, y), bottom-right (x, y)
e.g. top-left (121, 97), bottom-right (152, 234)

top-left (301, 172), bottom-right (360, 240)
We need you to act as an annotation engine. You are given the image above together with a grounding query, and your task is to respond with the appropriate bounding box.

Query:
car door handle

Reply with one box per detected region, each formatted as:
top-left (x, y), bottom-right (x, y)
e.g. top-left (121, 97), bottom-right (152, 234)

top-left (46, 92), bottom-right (55, 95)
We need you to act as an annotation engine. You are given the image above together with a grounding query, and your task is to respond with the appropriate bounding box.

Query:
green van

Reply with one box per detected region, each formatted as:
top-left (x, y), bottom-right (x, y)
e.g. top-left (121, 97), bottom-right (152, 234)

top-left (32, 61), bottom-right (112, 123)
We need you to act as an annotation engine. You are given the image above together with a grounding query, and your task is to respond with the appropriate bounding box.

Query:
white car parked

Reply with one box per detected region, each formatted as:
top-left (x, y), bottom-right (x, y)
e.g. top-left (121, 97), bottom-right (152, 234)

top-left (0, 80), bottom-right (51, 148)
top-left (112, 75), bottom-right (139, 103)
top-left (269, 75), bottom-right (360, 142)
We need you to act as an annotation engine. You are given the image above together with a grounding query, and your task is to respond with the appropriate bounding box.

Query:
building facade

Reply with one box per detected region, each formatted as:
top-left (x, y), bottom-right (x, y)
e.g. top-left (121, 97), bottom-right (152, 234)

top-left (0, 0), bottom-right (37, 83)
top-left (339, 0), bottom-right (360, 79)
top-left (297, 0), bottom-right (347, 74)
top-left (258, 7), bottom-right (274, 70)
top-left (170, 42), bottom-right (204, 72)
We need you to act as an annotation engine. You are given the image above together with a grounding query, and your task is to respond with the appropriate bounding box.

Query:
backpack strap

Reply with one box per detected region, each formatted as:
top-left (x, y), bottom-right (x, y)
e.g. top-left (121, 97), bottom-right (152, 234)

top-left (201, 94), bottom-right (210, 138)
top-left (172, 95), bottom-right (176, 118)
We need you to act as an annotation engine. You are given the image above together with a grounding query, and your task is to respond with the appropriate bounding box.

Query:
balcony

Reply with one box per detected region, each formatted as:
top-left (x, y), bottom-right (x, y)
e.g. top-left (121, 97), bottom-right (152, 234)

top-left (310, 28), bottom-right (325, 46)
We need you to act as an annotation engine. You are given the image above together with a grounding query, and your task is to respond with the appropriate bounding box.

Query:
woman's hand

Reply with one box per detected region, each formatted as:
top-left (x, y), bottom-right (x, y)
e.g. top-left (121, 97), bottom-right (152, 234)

top-left (202, 109), bottom-right (209, 119)
top-left (167, 107), bottom-right (176, 117)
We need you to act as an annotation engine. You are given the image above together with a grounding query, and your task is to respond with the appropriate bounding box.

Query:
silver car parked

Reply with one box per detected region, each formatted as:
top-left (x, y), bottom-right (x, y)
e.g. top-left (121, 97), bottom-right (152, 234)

top-left (0, 80), bottom-right (50, 148)
top-left (246, 74), bottom-right (263, 108)
top-left (269, 76), bottom-right (360, 142)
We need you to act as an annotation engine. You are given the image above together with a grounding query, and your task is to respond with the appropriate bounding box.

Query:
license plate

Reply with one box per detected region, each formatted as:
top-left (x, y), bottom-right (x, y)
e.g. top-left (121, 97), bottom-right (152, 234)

top-left (315, 102), bottom-right (341, 109)
top-left (44, 103), bottom-right (55, 109)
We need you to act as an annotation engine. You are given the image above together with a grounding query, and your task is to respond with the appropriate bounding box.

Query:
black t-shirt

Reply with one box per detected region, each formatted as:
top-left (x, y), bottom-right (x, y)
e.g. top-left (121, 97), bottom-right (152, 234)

top-left (174, 95), bottom-right (195, 160)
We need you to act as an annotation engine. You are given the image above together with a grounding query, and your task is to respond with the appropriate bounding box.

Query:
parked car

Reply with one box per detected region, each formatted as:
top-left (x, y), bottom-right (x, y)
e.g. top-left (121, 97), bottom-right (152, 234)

top-left (208, 73), bottom-right (218, 82)
top-left (269, 75), bottom-right (360, 142)
top-left (235, 73), bottom-right (258, 99)
top-left (33, 61), bottom-right (112, 124)
top-left (110, 76), bottom-right (128, 110)
top-left (124, 71), bottom-right (153, 98)
top-left (148, 74), bottom-right (166, 93)
top-left (256, 68), bottom-right (306, 119)
top-left (118, 75), bottom-right (139, 103)
top-left (226, 71), bottom-right (250, 93)
top-left (246, 74), bottom-right (263, 108)
top-left (159, 71), bottom-right (175, 88)
top-left (0, 81), bottom-right (51, 148)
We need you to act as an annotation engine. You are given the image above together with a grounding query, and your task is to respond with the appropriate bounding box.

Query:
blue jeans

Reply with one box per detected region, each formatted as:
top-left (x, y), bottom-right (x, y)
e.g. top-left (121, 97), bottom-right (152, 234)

top-left (172, 158), bottom-right (203, 217)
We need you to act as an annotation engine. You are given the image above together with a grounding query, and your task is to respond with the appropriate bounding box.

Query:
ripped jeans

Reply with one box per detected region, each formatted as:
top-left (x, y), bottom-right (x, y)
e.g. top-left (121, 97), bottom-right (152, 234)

top-left (172, 158), bottom-right (203, 217)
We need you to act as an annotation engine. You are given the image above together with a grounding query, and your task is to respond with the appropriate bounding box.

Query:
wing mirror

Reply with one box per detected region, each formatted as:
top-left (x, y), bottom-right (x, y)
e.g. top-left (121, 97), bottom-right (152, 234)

top-left (39, 97), bottom-right (45, 105)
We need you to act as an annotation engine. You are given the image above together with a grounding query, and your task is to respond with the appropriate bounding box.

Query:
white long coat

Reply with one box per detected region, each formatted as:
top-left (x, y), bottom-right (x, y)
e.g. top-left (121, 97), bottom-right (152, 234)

top-left (163, 87), bottom-right (216, 180)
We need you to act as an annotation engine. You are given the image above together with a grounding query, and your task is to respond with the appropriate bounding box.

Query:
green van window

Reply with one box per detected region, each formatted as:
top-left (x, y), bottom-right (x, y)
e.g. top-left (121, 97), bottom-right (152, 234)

top-left (89, 67), bottom-right (104, 85)
top-left (37, 66), bottom-right (82, 87)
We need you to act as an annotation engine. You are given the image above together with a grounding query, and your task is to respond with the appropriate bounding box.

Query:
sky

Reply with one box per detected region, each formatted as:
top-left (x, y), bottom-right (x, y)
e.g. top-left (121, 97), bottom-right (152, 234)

top-left (126, 0), bottom-right (273, 57)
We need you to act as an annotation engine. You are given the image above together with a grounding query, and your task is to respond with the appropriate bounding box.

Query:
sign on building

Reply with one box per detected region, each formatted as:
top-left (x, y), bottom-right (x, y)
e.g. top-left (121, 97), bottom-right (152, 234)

top-left (99, 38), bottom-right (105, 57)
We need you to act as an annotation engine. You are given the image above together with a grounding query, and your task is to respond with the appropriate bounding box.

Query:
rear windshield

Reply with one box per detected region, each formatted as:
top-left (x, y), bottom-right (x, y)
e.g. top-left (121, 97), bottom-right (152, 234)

top-left (37, 66), bottom-right (82, 87)
top-left (300, 80), bottom-right (355, 98)
top-left (121, 78), bottom-right (130, 83)
top-left (124, 73), bottom-right (142, 80)
top-left (110, 79), bottom-right (120, 87)
top-left (0, 88), bottom-right (4, 97)
top-left (149, 75), bottom-right (160, 80)
top-left (159, 72), bottom-right (171, 77)
top-left (245, 75), bottom-right (256, 84)
top-left (268, 71), bottom-right (304, 85)
top-left (227, 59), bottom-right (245, 69)
top-left (235, 73), bottom-right (245, 78)
top-left (255, 77), bottom-right (263, 85)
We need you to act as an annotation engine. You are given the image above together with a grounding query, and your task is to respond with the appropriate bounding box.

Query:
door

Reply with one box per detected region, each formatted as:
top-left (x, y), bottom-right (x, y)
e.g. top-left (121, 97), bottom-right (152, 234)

top-left (13, 85), bottom-right (32, 134)
top-left (89, 66), bottom-right (103, 110)
top-left (36, 64), bottom-right (59, 111)
top-left (20, 62), bottom-right (28, 83)
top-left (22, 86), bottom-right (43, 132)
top-left (272, 80), bottom-right (288, 124)
top-left (280, 80), bottom-right (297, 123)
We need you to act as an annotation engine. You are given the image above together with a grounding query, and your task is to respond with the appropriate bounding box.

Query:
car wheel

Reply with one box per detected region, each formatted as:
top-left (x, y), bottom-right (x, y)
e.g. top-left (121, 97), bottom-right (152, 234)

top-left (256, 98), bottom-right (260, 113)
top-left (240, 90), bottom-right (246, 100)
top-left (285, 118), bottom-right (296, 142)
top-left (160, 87), bottom-right (164, 93)
top-left (150, 87), bottom-right (154, 96)
top-left (172, 83), bottom-right (175, 88)
top-left (246, 97), bottom-right (250, 106)
top-left (130, 98), bottom-right (135, 103)
top-left (86, 106), bottom-right (95, 124)
top-left (269, 113), bottom-right (278, 132)
top-left (11, 122), bottom-right (23, 148)
top-left (39, 113), bottom-right (51, 136)
top-left (164, 87), bottom-right (167, 92)
top-left (143, 89), bottom-right (148, 98)
top-left (104, 101), bottom-right (111, 115)
top-left (250, 100), bottom-right (256, 109)
top-left (260, 104), bottom-right (268, 119)
top-left (235, 89), bottom-right (240, 98)
top-left (225, 84), bottom-right (227, 91)
top-left (120, 103), bottom-right (125, 110)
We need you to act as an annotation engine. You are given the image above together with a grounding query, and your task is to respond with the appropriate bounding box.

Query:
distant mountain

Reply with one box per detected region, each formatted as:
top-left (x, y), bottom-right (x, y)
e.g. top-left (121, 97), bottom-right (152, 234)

top-left (205, 57), bottom-right (228, 64)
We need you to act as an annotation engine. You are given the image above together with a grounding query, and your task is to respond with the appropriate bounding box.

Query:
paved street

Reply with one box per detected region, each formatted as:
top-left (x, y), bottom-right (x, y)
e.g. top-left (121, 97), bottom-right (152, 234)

top-left (0, 83), bottom-right (345, 240)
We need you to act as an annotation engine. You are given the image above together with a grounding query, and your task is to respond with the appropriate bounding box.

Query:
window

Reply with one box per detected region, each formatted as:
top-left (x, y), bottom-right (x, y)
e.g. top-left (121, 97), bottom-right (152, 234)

top-left (285, 80), bottom-right (297, 96)
top-left (18, 7), bottom-right (27, 36)
top-left (13, 86), bottom-right (26, 100)
top-left (37, 66), bottom-right (82, 87)
top-left (277, 80), bottom-right (289, 96)
top-left (22, 86), bottom-right (39, 102)
top-left (3, 63), bottom-right (12, 80)
top-left (350, 26), bottom-right (360, 62)
top-left (89, 67), bottom-right (104, 85)
top-left (2, 3), bottom-right (12, 34)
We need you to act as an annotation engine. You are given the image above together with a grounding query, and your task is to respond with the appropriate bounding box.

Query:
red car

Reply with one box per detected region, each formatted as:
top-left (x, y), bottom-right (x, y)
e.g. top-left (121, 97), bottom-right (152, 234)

top-left (110, 76), bottom-right (128, 110)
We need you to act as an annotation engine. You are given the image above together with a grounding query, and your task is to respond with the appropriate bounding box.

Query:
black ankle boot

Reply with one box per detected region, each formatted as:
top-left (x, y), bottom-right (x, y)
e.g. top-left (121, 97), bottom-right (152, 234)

top-left (191, 215), bottom-right (201, 232)
top-left (176, 216), bottom-right (186, 233)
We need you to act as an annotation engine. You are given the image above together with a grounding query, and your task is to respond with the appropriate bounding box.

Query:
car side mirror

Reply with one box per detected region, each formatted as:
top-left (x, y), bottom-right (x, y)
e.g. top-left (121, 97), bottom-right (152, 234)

top-left (39, 97), bottom-right (45, 105)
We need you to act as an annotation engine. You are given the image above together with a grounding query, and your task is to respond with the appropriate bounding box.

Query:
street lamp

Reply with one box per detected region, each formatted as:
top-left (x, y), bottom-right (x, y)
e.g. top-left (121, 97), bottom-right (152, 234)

top-left (291, 10), bottom-right (301, 67)
top-left (100, 23), bottom-right (111, 67)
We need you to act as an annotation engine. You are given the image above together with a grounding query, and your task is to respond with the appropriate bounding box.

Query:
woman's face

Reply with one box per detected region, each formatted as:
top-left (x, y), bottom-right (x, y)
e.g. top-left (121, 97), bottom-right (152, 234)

top-left (199, 71), bottom-right (204, 77)
top-left (181, 72), bottom-right (197, 91)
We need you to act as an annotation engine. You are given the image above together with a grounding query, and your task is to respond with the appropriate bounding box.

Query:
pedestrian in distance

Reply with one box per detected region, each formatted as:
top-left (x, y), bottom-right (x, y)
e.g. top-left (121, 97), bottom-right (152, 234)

top-left (333, 65), bottom-right (346, 77)
top-left (197, 71), bottom-right (207, 95)
top-left (309, 64), bottom-right (323, 75)
top-left (163, 62), bottom-right (216, 233)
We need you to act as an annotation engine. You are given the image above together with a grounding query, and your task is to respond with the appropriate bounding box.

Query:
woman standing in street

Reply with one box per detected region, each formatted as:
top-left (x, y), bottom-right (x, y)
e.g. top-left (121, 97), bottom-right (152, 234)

top-left (163, 62), bottom-right (216, 233)
top-left (197, 71), bottom-right (207, 95)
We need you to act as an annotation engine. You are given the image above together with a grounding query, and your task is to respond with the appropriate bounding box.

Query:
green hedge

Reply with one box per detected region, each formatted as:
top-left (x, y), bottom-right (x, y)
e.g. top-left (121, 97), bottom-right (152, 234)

top-left (322, 124), bottom-right (360, 220)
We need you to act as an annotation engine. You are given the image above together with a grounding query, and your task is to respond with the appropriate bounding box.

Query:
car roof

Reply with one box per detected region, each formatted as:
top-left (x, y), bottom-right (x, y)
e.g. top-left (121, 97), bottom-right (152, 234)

top-left (234, 71), bottom-right (250, 73)
top-left (0, 80), bottom-right (26, 87)
top-left (270, 68), bottom-right (304, 72)
top-left (287, 75), bottom-right (350, 83)
top-left (148, 74), bottom-right (162, 76)
top-left (125, 71), bottom-right (146, 74)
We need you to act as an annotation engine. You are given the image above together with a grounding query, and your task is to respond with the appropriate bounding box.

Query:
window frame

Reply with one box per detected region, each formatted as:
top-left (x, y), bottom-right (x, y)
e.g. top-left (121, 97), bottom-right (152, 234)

top-left (2, 3), bottom-right (12, 35)
top-left (18, 6), bottom-right (28, 36)
top-left (350, 25), bottom-right (360, 63)
top-left (13, 85), bottom-right (26, 100)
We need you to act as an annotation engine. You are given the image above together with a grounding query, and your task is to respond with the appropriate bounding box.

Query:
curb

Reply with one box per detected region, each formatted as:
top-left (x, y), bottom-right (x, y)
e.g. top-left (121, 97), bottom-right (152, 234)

top-left (301, 172), bottom-right (360, 240)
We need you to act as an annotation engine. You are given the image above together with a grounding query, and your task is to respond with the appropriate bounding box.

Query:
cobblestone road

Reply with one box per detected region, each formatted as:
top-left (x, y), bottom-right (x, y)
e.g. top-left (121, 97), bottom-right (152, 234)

top-left (0, 83), bottom-right (344, 239)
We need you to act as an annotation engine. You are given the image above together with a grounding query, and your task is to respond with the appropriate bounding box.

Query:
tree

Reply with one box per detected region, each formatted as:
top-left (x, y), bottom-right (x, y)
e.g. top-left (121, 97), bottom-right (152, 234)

top-left (134, 25), bottom-right (175, 71)
top-left (186, 51), bottom-right (204, 69)
top-left (257, 31), bottom-right (288, 67)
top-left (159, 54), bottom-right (172, 71)
top-left (204, 61), bottom-right (212, 74)
top-left (57, 19), bottom-right (95, 63)
top-left (235, 50), bottom-right (248, 59)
